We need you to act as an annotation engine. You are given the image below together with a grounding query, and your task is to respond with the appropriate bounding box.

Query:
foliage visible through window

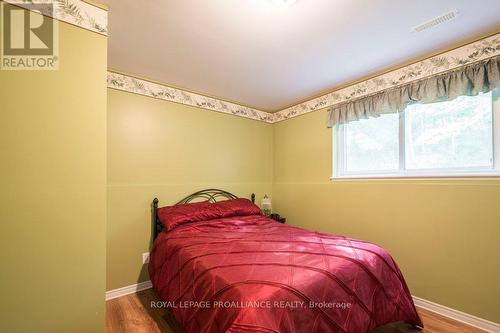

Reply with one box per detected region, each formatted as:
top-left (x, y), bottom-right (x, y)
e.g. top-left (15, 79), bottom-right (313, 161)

top-left (334, 90), bottom-right (499, 178)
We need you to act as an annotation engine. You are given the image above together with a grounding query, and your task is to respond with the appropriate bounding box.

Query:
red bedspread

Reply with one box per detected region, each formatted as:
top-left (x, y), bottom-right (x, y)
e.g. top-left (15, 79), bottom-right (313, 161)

top-left (149, 214), bottom-right (422, 333)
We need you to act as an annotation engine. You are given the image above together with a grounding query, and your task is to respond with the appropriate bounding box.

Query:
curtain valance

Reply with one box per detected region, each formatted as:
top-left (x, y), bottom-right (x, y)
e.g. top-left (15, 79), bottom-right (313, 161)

top-left (326, 56), bottom-right (500, 127)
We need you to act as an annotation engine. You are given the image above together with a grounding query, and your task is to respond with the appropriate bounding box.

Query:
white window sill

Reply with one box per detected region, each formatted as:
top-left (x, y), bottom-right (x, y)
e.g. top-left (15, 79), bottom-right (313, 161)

top-left (330, 173), bottom-right (500, 181)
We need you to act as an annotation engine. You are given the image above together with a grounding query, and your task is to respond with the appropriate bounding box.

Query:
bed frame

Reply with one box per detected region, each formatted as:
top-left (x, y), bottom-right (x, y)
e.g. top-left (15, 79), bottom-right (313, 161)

top-left (151, 189), bottom-right (255, 240)
top-left (150, 189), bottom-right (421, 332)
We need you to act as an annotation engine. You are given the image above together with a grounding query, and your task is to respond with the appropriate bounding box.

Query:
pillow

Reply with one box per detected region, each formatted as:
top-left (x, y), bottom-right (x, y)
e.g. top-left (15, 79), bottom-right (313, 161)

top-left (210, 198), bottom-right (262, 217)
top-left (157, 201), bottom-right (213, 231)
top-left (157, 198), bottom-right (262, 231)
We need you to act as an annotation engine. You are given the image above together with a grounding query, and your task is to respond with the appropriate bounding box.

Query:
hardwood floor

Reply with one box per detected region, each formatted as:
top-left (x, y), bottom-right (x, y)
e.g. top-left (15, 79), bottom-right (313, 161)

top-left (106, 289), bottom-right (486, 333)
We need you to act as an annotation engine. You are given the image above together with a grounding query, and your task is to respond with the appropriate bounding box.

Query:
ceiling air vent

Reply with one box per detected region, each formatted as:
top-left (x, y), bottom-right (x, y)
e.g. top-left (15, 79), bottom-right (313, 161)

top-left (412, 10), bottom-right (459, 32)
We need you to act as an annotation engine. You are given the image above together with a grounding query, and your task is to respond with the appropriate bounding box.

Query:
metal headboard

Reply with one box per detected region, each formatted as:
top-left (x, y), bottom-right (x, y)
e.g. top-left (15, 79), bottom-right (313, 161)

top-left (151, 189), bottom-right (255, 241)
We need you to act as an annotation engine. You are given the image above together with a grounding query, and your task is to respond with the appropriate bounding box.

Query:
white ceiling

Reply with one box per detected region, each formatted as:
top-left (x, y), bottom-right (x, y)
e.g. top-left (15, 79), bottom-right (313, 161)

top-left (103, 0), bottom-right (500, 111)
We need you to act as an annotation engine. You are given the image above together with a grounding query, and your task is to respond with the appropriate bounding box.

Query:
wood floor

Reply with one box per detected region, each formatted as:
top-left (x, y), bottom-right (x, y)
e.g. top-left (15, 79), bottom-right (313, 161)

top-left (106, 289), bottom-right (486, 333)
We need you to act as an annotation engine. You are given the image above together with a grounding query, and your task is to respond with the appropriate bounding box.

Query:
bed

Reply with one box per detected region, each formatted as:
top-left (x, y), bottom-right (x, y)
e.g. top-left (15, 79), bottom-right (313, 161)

top-left (149, 189), bottom-right (422, 333)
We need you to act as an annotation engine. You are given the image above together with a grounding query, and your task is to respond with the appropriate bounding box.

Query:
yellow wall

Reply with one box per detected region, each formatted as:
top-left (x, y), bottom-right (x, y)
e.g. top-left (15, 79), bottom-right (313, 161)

top-left (107, 89), bottom-right (273, 290)
top-left (0, 16), bottom-right (107, 333)
top-left (272, 109), bottom-right (500, 323)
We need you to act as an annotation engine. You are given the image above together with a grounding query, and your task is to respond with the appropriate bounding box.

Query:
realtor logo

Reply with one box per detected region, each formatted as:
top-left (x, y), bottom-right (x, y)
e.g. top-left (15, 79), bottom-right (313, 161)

top-left (1, 2), bottom-right (59, 70)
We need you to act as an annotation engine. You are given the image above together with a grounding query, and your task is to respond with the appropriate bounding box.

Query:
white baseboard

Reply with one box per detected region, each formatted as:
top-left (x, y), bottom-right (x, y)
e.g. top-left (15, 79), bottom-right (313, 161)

top-left (105, 280), bottom-right (152, 301)
top-left (104, 283), bottom-right (499, 332)
top-left (413, 296), bottom-right (500, 333)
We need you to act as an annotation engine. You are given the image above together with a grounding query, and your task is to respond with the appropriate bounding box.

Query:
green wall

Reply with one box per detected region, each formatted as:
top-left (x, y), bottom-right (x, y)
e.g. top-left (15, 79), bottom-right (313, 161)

top-left (272, 109), bottom-right (500, 323)
top-left (106, 89), bottom-right (273, 290)
top-left (0, 15), bottom-right (107, 333)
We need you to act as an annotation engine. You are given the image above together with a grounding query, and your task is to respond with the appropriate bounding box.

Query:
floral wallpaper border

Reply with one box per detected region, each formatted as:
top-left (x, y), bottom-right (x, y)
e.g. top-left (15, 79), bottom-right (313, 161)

top-left (3, 0), bottom-right (108, 35)
top-left (273, 33), bottom-right (500, 123)
top-left (107, 71), bottom-right (275, 123)
top-left (110, 34), bottom-right (499, 124)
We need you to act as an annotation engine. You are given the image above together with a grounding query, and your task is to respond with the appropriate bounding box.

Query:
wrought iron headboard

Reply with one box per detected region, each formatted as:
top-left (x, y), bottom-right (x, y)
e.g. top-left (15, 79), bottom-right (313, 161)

top-left (151, 189), bottom-right (255, 241)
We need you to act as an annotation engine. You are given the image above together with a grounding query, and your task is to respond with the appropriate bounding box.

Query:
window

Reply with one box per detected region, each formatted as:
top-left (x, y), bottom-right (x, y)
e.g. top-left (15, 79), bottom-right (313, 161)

top-left (333, 90), bottom-right (500, 178)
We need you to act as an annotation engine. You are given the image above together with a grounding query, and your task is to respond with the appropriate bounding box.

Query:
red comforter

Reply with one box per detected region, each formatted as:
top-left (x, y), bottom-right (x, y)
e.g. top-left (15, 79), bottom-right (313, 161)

top-left (149, 214), bottom-right (422, 333)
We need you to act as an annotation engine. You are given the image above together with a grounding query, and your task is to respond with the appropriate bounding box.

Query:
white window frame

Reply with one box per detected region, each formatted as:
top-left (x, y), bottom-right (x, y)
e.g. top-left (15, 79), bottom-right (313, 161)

top-left (332, 90), bottom-right (500, 179)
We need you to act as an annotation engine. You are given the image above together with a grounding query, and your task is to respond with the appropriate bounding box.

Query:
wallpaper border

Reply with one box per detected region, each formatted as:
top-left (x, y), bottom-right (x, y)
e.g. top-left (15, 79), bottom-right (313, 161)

top-left (108, 34), bottom-right (499, 124)
top-left (273, 33), bottom-right (500, 122)
top-left (2, 0), bottom-right (108, 35)
top-left (2, 3), bottom-right (496, 121)
top-left (107, 71), bottom-right (274, 123)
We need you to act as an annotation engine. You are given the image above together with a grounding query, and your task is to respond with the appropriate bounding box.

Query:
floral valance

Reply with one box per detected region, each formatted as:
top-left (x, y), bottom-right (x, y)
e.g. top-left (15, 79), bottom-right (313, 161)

top-left (326, 56), bottom-right (500, 127)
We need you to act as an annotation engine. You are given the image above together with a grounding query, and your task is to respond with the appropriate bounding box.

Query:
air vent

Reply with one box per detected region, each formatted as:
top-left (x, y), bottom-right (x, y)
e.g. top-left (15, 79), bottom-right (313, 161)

top-left (412, 10), bottom-right (459, 32)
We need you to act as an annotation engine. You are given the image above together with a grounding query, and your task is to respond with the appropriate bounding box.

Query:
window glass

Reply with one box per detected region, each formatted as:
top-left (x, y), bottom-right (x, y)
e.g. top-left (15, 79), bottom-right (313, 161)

top-left (404, 93), bottom-right (493, 170)
top-left (344, 113), bottom-right (399, 172)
